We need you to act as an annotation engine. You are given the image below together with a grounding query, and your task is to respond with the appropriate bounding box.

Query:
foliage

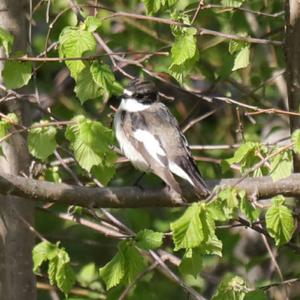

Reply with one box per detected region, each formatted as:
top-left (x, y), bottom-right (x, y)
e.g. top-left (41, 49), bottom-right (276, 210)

top-left (0, 0), bottom-right (298, 299)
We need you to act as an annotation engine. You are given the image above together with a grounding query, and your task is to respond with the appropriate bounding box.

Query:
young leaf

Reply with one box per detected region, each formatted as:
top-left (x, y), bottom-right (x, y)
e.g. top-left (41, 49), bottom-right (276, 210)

top-left (244, 290), bottom-right (267, 300)
top-left (270, 150), bottom-right (292, 181)
top-left (0, 27), bottom-right (14, 55)
top-left (90, 62), bottom-right (118, 96)
top-left (56, 260), bottom-right (76, 296)
top-left (292, 129), bottom-right (300, 154)
top-left (32, 241), bottom-right (58, 272)
top-left (28, 124), bottom-right (57, 161)
top-left (99, 250), bottom-right (125, 290)
top-left (170, 203), bottom-right (204, 250)
top-left (74, 67), bottom-right (102, 104)
top-left (135, 229), bottom-right (164, 250)
top-left (179, 248), bottom-right (203, 278)
top-left (84, 16), bottom-right (102, 32)
top-left (212, 273), bottom-right (247, 300)
top-left (221, 0), bottom-right (245, 8)
top-left (59, 27), bottom-right (96, 79)
top-left (0, 113), bottom-right (17, 139)
top-left (265, 195), bottom-right (295, 246)
top-left (171, 203), bottom-right (217, 251)
top-left (201, 236), bottom-right (223, 257)
top-left (91, 162), bottom-right (116, 186)
top-left (142, 0), bottom-right (162, 15)
top-left (65, 116), bottom-right (115, 172)
top-left (239, 190), bottom-right (260, 223)
top-left (100, 241), bottom-right (146, 290)
top-left (169, 27), bottom-right (199, 83)
top-left (208, 187), bottom-right (239, 221)
top-left (2, 59), bottom-right (32, 89)
top-left (170, 30), bottom-right (197, 65)
top-left (232, 46), bottom-right (250, 71)
top-left (121, 242), bottom-right (146, 284)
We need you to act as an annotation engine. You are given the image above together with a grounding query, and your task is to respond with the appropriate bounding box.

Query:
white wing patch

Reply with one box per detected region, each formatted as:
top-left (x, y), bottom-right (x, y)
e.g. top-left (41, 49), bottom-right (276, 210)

top-left (169, 161), bottom-right (195, 187)
top-left (133, 129), bottom-right (166, 166)
top-left (119, 98), bottom-right (150, 112)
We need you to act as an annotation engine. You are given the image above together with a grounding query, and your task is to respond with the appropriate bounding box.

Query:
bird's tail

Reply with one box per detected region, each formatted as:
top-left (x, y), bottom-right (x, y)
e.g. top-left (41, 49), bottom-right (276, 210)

top-left (178, 157), bottom-right (211, 198)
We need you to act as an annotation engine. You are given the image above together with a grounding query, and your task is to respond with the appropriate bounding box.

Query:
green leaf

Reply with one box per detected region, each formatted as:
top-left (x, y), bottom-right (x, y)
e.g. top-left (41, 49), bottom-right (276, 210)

top-left (135, 229), bottom-right (164, 250)
top-left (32, 241), bottom-right (58, 272)
top-left (0, 27), bottom-right (14, 55)
top-left (229, 39), bottom-right (248, 55)
top-left (170, 32), bottom-right (197, 66)
top-left (171, 203), bottom-right (217, 251)
top-left (179, 248), bottom-right (203, 278)
top-left (59, 27), bottom-right (96, 79)
top-left (212, 273), bottom-right (247, 300)
top-left (56, 260), bottom-right (76, 296)
top-left (239, 190), bottom-right (260, 223)
top-left (84, 16), bottom-right (102, 32)
top-left (265, 195), bottom-right (295, 246)
top-left (49, 248), bottom-right (75, 295)
top-left (121, 242), bottom-right (146, 284)
top-left (0, 113), bottom-right (17, 139)
top-left (28, 124), bottom-right (57, 161)
top-left (232, 46), bottom-right (250, 71)
top-left (2, 59), bottom-right (32, 89)
top-left (201, 236), bottom-right (223, 257)
top-left (48, 257), bottom-right (58, 286)
top-left (292, 129), bottom-right (300, 154)
top-left (221, 0), bottom-right (245, 8)
top-left (227, 142), bottom-right (256, 165)
top-left (100, 242), bottom-right (146, 290)
top-left (270, 150), bottom-right (292, 181)
top-left (44, 166), bottom-right (62, 183)
top-left (169, 27), bottom-right (199, 83)
top-left (90, 62), bottom-right (118, 96)
top-left (142, 0), bottom-right (162, 14)
top-left (171, 203), bottom-right (203, 250)
top-left (65, 116), bottom-right (115, 172)
top-left (77, 263), bottom-right (97, 286)
top-left (226, 142), bottom-right (268, 175)
top-left (208, 187), bottom-right (239, 221)
top-left (99, 249), bottom-right (125, 290)
top-left (91, 162), bottom-right (116, 186)
top-left (75, 67), bottom-right (102, 104)
top-left (244, 290), bottom-right (267, 300)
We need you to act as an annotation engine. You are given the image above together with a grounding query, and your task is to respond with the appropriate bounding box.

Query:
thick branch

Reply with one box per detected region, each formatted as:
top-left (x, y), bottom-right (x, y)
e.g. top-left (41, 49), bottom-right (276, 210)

top-left (0, 171), bottom-right (300, 208)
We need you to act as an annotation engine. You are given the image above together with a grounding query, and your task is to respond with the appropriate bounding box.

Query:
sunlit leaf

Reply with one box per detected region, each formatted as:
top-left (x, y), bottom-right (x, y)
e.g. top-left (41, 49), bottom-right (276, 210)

top-left (179, 248), bottom-right (203, 278)
top-left (0, 27), bottom-right (14, 55)
top-left (59, 27), bottom-right (96, 79)
top-left (28, 124), bottom-right (57, 161)
top-left (2, 59), bottom-right (32, 89)
top-left (212, 273), bottom-right (247, 300)
top-left (265, 195), bottom-right (295, 246)
top-left (136, 229), bottom-right (164, 250)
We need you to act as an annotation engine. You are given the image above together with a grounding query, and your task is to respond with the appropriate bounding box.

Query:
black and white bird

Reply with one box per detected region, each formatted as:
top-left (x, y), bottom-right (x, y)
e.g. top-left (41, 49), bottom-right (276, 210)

top-left (114, 79), bottom-right (210, 198)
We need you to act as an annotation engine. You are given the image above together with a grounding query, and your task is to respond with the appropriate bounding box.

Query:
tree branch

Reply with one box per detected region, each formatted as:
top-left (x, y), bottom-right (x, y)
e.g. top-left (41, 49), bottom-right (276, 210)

top-left (0, 171), bottom-right (300, 208)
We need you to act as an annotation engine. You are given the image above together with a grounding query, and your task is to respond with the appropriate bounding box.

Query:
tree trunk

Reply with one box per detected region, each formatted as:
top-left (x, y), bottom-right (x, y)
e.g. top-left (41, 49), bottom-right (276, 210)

top-left (0, 0), bottom-right (36, 299)
top-left (285, 1), bottom-right (300, 171)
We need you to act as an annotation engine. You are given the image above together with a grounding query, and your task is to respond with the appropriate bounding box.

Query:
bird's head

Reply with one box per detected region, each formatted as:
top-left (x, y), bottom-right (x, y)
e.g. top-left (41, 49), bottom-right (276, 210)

top-left (119, 79), bottom-right (158, 112)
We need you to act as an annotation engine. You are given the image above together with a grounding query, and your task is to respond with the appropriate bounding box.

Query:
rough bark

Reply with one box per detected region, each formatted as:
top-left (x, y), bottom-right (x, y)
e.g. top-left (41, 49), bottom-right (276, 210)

top-left (0, 1), bottom-right (36, 299)
top-left (285, 1), bottom-right (300, 171)
top-left (0, 171), bottom-right (300, 208)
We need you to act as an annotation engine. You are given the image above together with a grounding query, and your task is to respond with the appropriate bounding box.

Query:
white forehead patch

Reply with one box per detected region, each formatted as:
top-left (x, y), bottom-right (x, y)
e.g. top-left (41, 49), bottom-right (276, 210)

top-left (119, 98), bottom-right (150, 112)
top-left (123, 89), bottom-right (134, 96)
